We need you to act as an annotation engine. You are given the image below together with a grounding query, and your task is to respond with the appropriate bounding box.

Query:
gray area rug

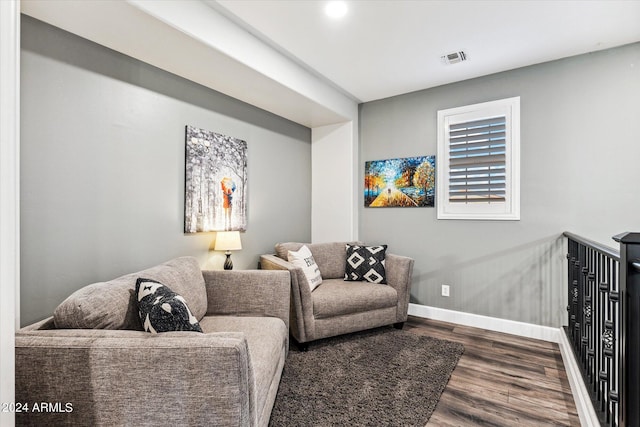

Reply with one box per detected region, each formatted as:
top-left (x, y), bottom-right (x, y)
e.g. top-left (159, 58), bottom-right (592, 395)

top-left (269, 327), bottom-right (465, 426)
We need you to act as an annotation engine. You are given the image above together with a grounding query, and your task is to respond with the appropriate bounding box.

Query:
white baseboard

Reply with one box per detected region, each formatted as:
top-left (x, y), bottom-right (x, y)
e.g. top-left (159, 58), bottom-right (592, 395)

top-left (557, 329), bottom-right (600, 427)
top-left (408, 303), bottom-right (560, 342)
top-left (408, 303), bottom-right (600, 426)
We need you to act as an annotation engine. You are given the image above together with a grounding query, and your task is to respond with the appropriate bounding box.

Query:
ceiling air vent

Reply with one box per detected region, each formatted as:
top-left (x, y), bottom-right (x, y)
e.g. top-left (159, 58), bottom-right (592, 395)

top-left (441, 51), bottom-right (467, 65)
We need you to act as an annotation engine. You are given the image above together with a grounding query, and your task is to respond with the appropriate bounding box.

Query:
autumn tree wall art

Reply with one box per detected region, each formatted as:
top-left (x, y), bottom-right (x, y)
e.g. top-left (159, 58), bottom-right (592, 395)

top-left (184, 125), bottom-right (247, 233)
top-left (364, 156), bottom-right (435, 208)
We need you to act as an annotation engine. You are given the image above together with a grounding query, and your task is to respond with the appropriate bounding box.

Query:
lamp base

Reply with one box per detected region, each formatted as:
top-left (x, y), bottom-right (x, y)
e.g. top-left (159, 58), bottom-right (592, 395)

top-left (224, 252), bottom-right (234, 270)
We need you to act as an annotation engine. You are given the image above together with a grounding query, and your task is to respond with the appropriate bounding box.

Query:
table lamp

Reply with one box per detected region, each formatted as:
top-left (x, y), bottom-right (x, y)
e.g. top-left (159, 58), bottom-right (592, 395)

top-left (214, 231), bottom-right (242, 270)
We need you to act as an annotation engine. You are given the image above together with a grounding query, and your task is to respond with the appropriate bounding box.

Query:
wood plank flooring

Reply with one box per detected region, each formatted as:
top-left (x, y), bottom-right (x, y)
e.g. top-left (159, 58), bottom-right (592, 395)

top-left (405, 316), bottom-right (580, 426)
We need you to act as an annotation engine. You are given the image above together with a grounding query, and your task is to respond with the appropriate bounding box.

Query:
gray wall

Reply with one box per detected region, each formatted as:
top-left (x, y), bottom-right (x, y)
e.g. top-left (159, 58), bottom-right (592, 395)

top-left (20, 16), bottom-right (311, 326)
top-left (359, 43), bottom-right (640, 327)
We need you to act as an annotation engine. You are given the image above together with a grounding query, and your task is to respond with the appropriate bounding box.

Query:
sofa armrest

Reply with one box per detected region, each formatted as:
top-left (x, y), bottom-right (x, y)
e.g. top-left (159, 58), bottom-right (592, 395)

top-left (19, 316), bottom-right (56, 331)
top-left (386, 253), bottom-right (415, 322)
top-left (202, 269), bottom-right (290, 331)
top-left (259, 253), bottom-right (291, 272)
top-left (260, 255), bottom-right (314, 343)
top-left (15, 330), bottom-right (257, 426)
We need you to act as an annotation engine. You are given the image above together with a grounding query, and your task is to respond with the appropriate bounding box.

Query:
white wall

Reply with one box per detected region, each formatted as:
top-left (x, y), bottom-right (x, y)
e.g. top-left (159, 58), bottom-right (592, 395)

top-left (128, 0), bottom-right (356, 127)
top-left (21, 0), bottom-right (356, 128)
top-left (312, 120), bottom-right (359, 242)
top-left (0, 1), bottom-right (19, 424)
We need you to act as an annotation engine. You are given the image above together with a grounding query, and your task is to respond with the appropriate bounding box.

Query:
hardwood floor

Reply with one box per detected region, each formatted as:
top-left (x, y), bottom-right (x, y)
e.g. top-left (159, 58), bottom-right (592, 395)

top-left (405, 316), bottom-right (580, 426)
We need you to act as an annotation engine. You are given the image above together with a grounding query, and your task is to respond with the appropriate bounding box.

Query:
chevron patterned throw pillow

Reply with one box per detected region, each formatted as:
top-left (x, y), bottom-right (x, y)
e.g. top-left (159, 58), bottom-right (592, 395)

top-left (344, 244), bottom-right (387, 284)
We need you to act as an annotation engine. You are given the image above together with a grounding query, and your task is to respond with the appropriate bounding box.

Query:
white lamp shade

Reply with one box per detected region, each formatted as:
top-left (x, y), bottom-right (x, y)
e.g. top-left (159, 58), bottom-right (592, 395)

top-left (214, 231), bottom-right (242, 251)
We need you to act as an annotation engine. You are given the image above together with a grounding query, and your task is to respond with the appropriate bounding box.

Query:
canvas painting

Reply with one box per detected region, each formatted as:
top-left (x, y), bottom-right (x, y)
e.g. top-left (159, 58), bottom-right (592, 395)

top-left (184, 125), bottom-right (247, 233)
top-left (364, 156), bottom-right (435, 207)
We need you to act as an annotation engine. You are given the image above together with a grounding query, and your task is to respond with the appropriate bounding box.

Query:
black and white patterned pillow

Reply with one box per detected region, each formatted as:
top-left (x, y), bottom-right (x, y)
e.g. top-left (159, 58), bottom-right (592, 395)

top-left (344, 244), bottom-right (388, 284)
top-left (135, 278), bottom-right (203, 333)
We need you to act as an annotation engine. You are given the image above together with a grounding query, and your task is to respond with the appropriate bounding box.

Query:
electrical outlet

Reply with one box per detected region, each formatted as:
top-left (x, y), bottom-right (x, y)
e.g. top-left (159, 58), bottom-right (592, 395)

top-left (441, 284), bottom-right (450, 297)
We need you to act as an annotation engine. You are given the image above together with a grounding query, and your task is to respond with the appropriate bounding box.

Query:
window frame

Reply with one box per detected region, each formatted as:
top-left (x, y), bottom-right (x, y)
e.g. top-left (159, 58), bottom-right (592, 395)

top-left (436, 97), bottom-right (520, 220)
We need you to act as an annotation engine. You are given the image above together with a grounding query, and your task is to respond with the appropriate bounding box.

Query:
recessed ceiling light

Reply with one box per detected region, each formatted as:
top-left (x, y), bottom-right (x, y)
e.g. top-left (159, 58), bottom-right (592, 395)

top-left (325, 1), bottom-right (348, 19)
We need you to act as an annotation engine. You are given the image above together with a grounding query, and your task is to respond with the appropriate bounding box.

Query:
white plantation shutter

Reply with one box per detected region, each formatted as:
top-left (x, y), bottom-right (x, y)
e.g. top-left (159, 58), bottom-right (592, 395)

top-left (448, 116), bottom-right (506, 203)
top-left (437, 97), bottom-right (520, 220)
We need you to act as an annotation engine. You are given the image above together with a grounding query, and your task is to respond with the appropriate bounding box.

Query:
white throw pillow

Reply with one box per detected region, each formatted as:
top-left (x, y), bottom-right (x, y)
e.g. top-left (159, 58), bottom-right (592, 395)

top-left (288, 245), bottom-right (323, 292)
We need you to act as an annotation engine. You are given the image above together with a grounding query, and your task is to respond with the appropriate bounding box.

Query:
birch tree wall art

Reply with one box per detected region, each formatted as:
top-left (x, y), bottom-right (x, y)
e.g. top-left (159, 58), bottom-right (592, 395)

top-left (184, 125), bottom-right (247, 233)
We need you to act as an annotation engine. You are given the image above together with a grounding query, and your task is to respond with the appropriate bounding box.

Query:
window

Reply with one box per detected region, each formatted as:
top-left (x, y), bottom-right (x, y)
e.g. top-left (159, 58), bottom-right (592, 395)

top-left (437, 97), bottom-right (520, 220)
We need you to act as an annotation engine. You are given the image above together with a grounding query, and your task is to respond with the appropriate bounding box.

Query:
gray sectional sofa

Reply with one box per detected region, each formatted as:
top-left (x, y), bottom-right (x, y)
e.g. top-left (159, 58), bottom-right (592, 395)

top-left (15, 257), bottom-right (290, 427)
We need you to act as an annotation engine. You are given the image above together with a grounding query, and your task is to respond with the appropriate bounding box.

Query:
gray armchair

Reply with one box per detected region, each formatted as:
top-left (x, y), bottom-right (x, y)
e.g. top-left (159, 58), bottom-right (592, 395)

top-left (260, 242), bottom-right (414, 350)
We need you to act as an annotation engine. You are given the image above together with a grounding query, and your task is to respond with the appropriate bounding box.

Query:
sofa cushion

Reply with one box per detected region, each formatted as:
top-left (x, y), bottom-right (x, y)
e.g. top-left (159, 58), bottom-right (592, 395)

top-left (312, 278), bottom-right (397, 319)
top-left (287, 245), bottom-right (323, 291)
top-left (54, 257), bottom-right (207, 330)
top-left (275, 241), bottom-right (361, 279)
top-left (199, 316), bottom-right (287, 423)
top-left (135, 278), bottom-right (203, 333)
top-left (344, 244), bottom-right (388, 284)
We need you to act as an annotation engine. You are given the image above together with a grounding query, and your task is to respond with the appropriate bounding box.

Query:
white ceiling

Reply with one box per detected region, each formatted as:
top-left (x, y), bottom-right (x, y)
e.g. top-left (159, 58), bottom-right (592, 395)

top-left (212, 0), bottom-right (640, 103)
